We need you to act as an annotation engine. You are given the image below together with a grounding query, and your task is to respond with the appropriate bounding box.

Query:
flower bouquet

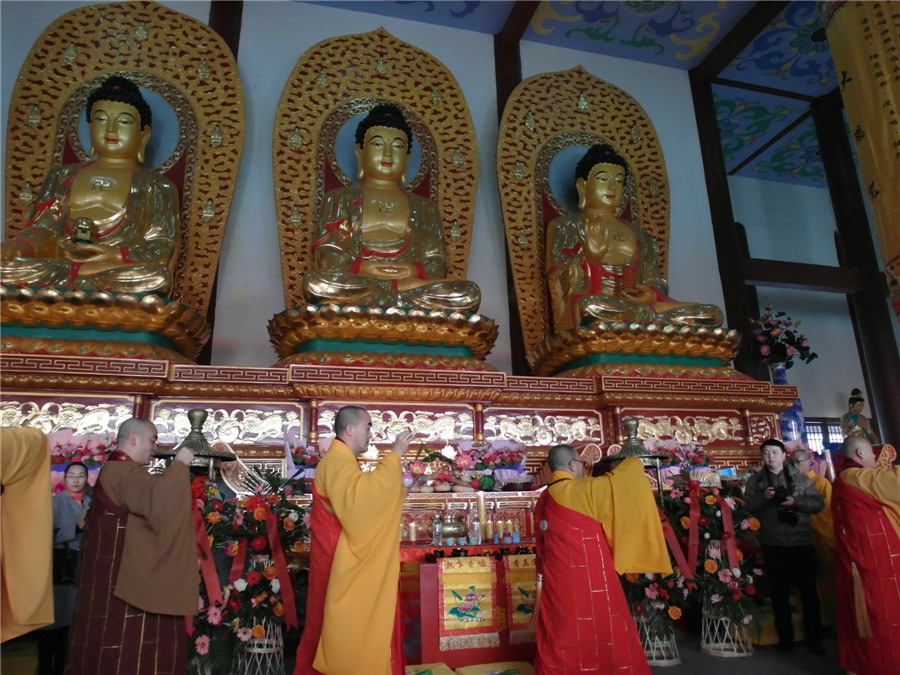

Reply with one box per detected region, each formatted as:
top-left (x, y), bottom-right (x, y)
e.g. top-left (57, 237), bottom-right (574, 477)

top-left (643, 439), bottom-right (713, 487)
top-left (751, 299), bottom-right (818, 369)
top-left (661, 477), bottom-right (762, 632)
top-left (404, 445), bottom-right (456, 493)
top-left (187, 474), bottom-right (310, 674)
top-left (621, 569), bottom-right (690, 632)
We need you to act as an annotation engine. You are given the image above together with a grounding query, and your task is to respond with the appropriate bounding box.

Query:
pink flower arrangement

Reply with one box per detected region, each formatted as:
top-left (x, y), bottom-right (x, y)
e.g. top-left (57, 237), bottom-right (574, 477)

top-left (751, 299), bottom-right (818, 369)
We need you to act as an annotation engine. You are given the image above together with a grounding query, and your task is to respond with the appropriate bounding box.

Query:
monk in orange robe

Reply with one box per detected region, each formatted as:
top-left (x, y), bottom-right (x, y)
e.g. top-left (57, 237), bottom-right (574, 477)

top-left (832, 436), bottom-right (900, 675)
top-left (65, 418), bottom-right (196, 675)
top-left (295, 406), bottom-right (413, 675)
top-left (535, 445), bottom-right (671, 675)
top-left (1, 427), bottom-right (53, 642)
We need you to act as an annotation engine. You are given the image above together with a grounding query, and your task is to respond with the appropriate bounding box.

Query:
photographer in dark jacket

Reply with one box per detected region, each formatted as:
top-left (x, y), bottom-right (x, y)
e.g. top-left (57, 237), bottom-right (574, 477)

top-left (745, 438), bottom-right (825, 655)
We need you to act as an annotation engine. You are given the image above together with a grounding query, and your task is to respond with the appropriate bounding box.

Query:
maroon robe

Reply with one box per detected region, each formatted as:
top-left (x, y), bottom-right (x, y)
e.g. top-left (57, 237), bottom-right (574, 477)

top-left (534, 490), bottom-right (650, 675)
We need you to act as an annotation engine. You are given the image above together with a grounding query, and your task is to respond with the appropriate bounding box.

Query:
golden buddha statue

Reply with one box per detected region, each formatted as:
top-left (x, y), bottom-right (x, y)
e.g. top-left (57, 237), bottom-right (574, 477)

top-left (546, 143), bottom-right (723, 332)
top-left (1, 76), bottom-right (178, 295)
top-left (301, 103), bottom-right (480, 312)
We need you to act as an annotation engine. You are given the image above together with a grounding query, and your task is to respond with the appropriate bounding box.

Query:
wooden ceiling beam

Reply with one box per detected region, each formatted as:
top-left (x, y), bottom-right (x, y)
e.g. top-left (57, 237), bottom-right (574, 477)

top-left (741, 258), bottom-right (862, 294)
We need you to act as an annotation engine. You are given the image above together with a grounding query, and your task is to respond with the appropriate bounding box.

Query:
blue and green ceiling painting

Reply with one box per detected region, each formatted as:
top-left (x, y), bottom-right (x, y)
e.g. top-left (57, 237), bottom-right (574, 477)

top-left (310, 1), bottom-right (839, 187)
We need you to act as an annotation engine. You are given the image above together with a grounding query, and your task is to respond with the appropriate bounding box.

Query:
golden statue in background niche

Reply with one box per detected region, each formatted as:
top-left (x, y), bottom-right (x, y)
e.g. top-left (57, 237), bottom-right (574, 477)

top-left (1, 76), bottom-right (179, 295)
top-left (301, 103), bottom-right (481, 312)
top-left (546, 143), bottom-right (723, 332)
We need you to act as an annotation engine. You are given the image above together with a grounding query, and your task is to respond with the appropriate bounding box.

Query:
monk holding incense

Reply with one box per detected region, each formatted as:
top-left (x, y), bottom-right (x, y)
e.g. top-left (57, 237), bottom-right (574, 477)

top-left (294, 406), bottom-right (413, 675)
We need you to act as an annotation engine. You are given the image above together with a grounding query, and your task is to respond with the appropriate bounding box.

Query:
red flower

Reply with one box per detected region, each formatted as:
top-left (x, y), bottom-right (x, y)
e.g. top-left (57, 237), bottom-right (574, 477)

top-left (211, 500), bottom-right (225, 512)
top-left (745, 585), bottom-right (756, 596)
top-left (250, 536), bottom-right (267, 552)
top-left (228, 596), bottom-right (242, 612)
top-left (698, 517), bottom-right (710, 526)
top-left (246, 570), bottom-right (261, 586)
top-left (731, 591), bottom-right (743, 600)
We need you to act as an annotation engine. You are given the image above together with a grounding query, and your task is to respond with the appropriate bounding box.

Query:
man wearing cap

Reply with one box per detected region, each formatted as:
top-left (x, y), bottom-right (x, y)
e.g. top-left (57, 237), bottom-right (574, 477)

top-left (534, 444), bottom-right (670, 675)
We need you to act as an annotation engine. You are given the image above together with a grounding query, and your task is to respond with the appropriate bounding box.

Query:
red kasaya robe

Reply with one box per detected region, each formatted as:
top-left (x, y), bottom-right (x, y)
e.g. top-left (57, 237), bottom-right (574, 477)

top-left (832, 465), bottom-right (900, 675)
top-left (534, 490), bottom-right (650, 674)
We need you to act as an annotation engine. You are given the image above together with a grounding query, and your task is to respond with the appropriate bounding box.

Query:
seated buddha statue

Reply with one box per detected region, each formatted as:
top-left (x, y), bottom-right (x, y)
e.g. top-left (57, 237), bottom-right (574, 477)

top-left (301, 103), bottom-right (481, 313)
top-left (1, 75), bottom-right (178, 295)
top-left (546, 143), bottom-right (723, 332)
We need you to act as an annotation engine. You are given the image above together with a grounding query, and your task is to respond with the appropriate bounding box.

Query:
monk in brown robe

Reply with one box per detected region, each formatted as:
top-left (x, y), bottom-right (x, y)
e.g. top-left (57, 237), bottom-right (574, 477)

top-left (65, 418), bottom-right (195, 675)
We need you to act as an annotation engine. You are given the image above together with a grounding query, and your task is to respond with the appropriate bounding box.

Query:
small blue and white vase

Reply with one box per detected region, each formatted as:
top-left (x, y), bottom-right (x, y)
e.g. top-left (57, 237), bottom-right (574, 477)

top-left (769, 361), bottom-right (807, 445)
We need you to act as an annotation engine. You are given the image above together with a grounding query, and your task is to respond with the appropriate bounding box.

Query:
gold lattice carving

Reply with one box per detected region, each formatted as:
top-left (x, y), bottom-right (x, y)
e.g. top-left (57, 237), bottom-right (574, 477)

top-left (1, 399), bottom-right (134, 435)
top-left (273, 28), bottom-right (478, 308)
top-left (748, 415), bottom-right (779, 446)
top-left (316, 406), bottom-right (474, 445)
top-left (4, 0), bottom-right (244, 320)
top-left (483, 411), bottom-right (604, 445)
top-left (634, 414), bottom-right (743, 445)
top-left (150, 403), bottom-right (305, 445)
top-left (497, 66), bottom-right (671, 358)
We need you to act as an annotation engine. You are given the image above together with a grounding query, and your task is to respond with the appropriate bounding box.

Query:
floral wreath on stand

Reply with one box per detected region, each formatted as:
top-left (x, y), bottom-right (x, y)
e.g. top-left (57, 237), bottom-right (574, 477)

top-left (187, 472), bottom-right (310, 674)
top-left (660, 473), bottom-right (763, 629)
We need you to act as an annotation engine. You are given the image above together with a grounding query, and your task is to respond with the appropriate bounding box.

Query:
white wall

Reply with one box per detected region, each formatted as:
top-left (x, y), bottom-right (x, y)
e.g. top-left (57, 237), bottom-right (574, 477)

top-left (520, 41), bottom-right (727, 315)
top-left (729, 175), bottom-right (876, 419)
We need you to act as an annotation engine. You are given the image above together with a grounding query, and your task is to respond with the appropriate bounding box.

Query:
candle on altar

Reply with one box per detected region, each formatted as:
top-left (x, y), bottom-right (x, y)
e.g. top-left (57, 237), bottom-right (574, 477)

top-left (496, 516), bottom-right (504, 538)
top-left (409, 520), bottom-right (417, 543)
top-left (476, 492), bottom-right (487, 539)
top-left (529, 500), bottom-right (535, 540)
top-left (485, 504), bottom-right (494, 540)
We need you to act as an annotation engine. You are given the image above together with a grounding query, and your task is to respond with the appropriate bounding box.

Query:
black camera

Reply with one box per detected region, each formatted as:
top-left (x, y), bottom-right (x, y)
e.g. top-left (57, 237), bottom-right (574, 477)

top-left (772, 485), bottom-right (792, 505)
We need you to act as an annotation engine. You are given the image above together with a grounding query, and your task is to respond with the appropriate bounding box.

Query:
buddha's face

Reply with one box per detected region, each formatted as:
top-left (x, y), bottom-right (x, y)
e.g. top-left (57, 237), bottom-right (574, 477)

top-left (88, 99), bottom-right (150, 161)
top-left (356, 125), bottom-right (409, 183)
top-left (577, 162), bottom-right (626, 213)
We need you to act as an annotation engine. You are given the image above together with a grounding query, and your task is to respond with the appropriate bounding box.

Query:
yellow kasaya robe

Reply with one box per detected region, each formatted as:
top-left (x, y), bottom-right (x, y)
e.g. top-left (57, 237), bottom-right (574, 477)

top-left (807, 470), bottom-right (836, 626)
top-left (314, 440), bottom-right (405, 675)
top-left (547, 457), bottom-right (671, 574)
top-left (1, 427), bottom-right (53, 642)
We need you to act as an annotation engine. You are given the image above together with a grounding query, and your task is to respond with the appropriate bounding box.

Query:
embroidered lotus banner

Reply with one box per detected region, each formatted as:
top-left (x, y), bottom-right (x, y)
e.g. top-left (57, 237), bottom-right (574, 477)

top-left (437, 556), bottom-right (499, 650)
top-left (503, 553), bottom-right (537, 644)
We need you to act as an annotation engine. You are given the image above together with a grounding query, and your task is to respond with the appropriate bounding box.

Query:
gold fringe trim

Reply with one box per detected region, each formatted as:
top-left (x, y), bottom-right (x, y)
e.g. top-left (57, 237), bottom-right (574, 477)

top-left (508, 629), bottom-right (536, 644)
top-left (439, 632), bottom-right (500, 651)
top-left (851, 562), bottom-right (873, 639)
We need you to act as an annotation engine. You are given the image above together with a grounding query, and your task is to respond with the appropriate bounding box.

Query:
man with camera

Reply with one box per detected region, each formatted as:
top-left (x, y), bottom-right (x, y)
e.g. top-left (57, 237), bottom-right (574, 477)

top-left (745, 438), bottom-right (825, 655)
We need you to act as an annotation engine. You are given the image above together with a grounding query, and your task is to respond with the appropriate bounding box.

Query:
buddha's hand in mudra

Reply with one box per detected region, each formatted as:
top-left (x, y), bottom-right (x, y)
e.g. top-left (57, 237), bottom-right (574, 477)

top-left (0, 239), bottom-right (31, 262)
top-left (359, 259), bottom-right (418, 280)
top-left (583, 219), bottom-right (611, 266)
top-left (621, 284), bottom-right (656, 303)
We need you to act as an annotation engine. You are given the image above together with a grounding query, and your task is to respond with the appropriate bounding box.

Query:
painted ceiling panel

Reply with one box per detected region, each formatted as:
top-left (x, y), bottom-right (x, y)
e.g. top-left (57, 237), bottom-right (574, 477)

top-left (523, 1), bottom-right (753, 69)
top-left (311, 1), bottom-right (514, 35)
top-left (737, 115), bottom-right (825, 187)
top-left (719, 1), bottom-right (836, 95)
top-left (713, 84), bottom-right (807, 169)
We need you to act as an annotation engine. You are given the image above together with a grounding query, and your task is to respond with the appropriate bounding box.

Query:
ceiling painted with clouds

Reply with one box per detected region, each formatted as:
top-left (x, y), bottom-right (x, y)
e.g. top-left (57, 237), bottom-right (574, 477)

top-left (313, 1), bottom-right (839, 188)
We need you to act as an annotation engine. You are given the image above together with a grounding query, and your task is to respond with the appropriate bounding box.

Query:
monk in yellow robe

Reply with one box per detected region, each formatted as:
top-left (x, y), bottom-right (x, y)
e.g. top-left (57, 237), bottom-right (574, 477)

top-left (791, 449), bottom-right (836, 628)
top-left (295, 406), bottom-right (413, 675)
top-left (1, 427), bottom-right (53, 642)
top-left (535, 444), bottom-right (671, 674)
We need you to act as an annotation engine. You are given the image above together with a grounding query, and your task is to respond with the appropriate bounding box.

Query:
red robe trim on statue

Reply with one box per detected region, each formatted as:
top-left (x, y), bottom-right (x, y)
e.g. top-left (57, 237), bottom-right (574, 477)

top-left (832, 473), bottom-right (900, 675)
top-left (65, 482), bottom-right (185, 675)
top-left (534, 490), bottom-right (650, 675)
top-left (293, 483), bottom-right (404, 675)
